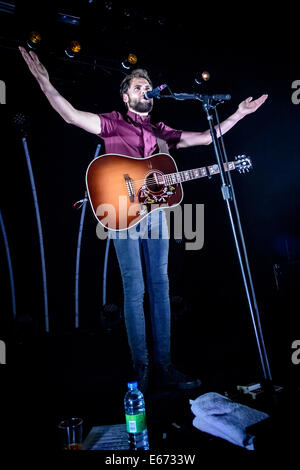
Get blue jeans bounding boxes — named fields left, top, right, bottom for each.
left=112, top=210, right=171, bottom=368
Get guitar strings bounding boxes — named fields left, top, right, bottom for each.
left=125, top=160, right=240, bottom=190
left=131, top=177, right=179, bottom=188
left=131, top=171, right=201, bottom=186
left=131, top=173, right=191, bottom=185
left=130, top=167, right=216, bottom=185
left=131, top=177, right=170, bottom=186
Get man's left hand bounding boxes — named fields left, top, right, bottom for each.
left=238, top=94, right=268, bottom=116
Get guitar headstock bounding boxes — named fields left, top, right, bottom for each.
left=234, top=155, right=252, bottom=173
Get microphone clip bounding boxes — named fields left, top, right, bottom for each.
left=144, top=84, right=168, bottom=100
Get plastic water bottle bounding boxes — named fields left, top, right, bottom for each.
left=124, top=381, right=149, bottom=450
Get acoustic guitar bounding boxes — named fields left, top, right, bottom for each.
left=86, top=153, right=252, bottom=231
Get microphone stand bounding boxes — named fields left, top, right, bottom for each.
left=161, top=91, right=273, bottom=391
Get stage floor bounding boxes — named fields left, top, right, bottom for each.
left=3, top=324, right=300, bottom=461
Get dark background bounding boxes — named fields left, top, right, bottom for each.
left=0, top=0, right=300, bottom=457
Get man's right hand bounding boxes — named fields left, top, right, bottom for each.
left=19, top=46, right=50, bottom=90
left=18, top=46, right=101, bottom=135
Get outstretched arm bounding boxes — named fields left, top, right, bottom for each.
left=19, top=47, right=101, bottom=135
left=177, top=94, right=268, bottom=148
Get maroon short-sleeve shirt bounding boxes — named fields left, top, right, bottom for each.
left=98, top=110, right=182, bottom=158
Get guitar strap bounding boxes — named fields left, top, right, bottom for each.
left=156, top=136, right=170, bottom=155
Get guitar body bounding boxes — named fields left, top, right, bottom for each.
left=86, top=153, right=183, bottom=231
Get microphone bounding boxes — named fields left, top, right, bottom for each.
left=144, top=84, right=167, bottom=100
left=211, top=94, right=231, bottom=101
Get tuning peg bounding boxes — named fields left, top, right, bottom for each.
left=234, top=154, right=252, bottom=173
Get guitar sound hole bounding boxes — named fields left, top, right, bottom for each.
left=146, top=172, right=165, bottom=193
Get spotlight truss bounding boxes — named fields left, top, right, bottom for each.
left=0, top=1, right=15, bottom=15
left=57, top=12, right=80, bottom=27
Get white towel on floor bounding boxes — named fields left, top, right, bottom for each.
left=190, top=392, right=269, bottom=450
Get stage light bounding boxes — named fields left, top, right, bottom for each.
left=158, top=16, right=166, bottom=26
left=121, top=53, right=138, bottom=69
left=64, top=40, right=82, bottom=58
left=194, top=70, right=210, bottom=85
left=104, top=1, right=113, bottom=10
left=123, top=8, right=131, bottom=17
left=202, top=71, right=210, bottom=81
left=128, top=53, right=137, bottom=65
left=12, top=112, right=30, bottom=137
left=27, top=31, right=42, bottom=49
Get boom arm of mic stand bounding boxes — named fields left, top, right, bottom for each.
left=160, top=93, right=231, bottom=102
left=161, top=93, right=201, bottom=100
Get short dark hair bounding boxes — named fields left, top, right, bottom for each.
left=120, top=68, right=153, bottom=97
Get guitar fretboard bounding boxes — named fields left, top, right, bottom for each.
left=164, top=161, right=236, bottom=185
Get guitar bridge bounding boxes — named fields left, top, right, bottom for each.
left=124, top=174, right=135, bottom=202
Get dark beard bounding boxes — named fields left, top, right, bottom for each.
left=130, top=99, right=153, bottom=113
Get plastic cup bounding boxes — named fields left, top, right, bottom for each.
left=58, top=417, right=83, bottom=450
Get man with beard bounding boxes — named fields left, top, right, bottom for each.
left=19, top=47, right=268, bottom=393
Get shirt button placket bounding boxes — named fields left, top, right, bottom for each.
left=141, top=124, right=148, bottom=158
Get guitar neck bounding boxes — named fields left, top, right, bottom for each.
left=164, top=160, right=236, bottom=185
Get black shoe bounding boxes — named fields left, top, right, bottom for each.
left=154, top=363, right=202, bottom=390
left=134, top=363, right=150, bottom=394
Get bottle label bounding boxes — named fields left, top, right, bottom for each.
left=125, top=412, right=147, bottom=433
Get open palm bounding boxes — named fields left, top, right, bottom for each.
left=238, top=94, right=268, bottom=116
left=19, top=46, right=49, bottom=85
